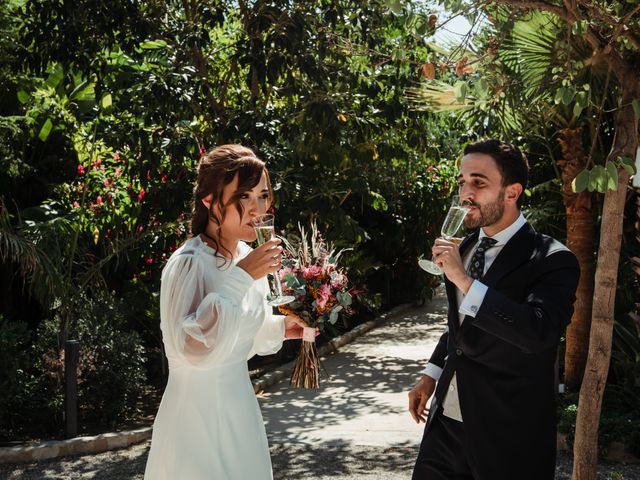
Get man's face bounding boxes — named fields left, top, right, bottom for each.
left=457, top=153, right=507, bottom=230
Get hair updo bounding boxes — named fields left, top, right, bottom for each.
left=190, top=144, right=272, bottom=256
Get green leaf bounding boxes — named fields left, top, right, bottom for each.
left=329, top=305, right=343, bottom=325
left=590, top=165, right=607, bottom=192
left=605, top=161, right=618, bottom=190
left=69, top=80, right=95, bottom=101
left=571, top=19, right=588, bottom=36
left=572, top=103, right=584, bottom=119
left=561, top=87, right=576, bottom=106
left=139, top=39, right=168, bottom=49
left=337, top=291, right=352, bottom=306
left=370, top=191, right=388, bottom=211
left=572, top=169, right=590, bottom=192
left=453, top=81, right=468, bottom=101
left=17, top=90, right=29, bottom=103
left=575, top=91, right=588, bottom=108
left=45, top=63, right=64, bottom=88
left=554, top=88, right=564, bottom=105
left=475, top=78, right=489, bottom=99
left=38, top=118, right=53, bottom=142
left=632, top=99, right=640, bottom=120
left=100, top=93, right=112, bottom=111
left=386, top=0, right=403, bottom=16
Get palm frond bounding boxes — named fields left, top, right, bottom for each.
left=406, top=82, right=475, bottom=112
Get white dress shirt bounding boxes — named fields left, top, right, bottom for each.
left=421, top=213, right=527, bottom=422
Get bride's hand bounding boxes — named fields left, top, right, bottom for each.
left=237, top=239, right=282, bottom=280
left=284, top=316, right=320, bottom=340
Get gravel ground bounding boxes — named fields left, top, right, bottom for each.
left=1, top=442, right=639, bottom=479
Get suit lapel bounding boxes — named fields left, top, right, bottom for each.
left=481, top=223, right=536, bottom=287
left=456, top=223, right=535, bottom=338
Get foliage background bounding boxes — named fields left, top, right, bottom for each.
left=1, top=0, right=637, bottom=452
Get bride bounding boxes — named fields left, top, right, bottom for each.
left=144, top=144, right=311, bottom=480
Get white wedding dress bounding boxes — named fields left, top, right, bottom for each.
left=144, top=236, right=285, bottom=480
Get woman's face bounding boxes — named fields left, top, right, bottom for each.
left=205, top=171, right=270, bottom=243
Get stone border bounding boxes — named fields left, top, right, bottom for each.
left=0, top=428, right=152, bottom=464
left=0, top=303, right=414, bottom=465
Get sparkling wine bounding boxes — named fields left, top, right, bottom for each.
left=441, top=206, right=468, bottom=240
left=255, top=226, right=275, bottom=246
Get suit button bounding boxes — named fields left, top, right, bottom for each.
left=456, top=348, right=463, bottom=356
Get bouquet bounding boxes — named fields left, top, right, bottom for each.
left=278, top=222, right=353, bottom=388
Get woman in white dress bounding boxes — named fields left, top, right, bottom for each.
left=144, top=144, right=311, bottom=480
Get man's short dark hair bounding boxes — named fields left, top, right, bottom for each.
left=463, top=139, right=529, bottom=208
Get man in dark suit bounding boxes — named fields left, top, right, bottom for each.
left=408, top=139, right=580, bottom=480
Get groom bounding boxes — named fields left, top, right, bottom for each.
left=408, top=139, right=580, bottom=480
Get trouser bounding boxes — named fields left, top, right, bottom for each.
left=412, top=413, right=480, bottom=480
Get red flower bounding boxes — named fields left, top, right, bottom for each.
left=77, top=164, right=85, bottom=175
left=199, top=146, right=206, bottom=157
left=145, top=257, right=153, bottom=264
left=137, top=188, right=146, bottom=202
left=96, top=196, right=103, bottom=205
left=161, top=174, right=168, bottom=184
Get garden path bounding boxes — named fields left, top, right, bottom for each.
left=3, top=294, right=638, bottom=479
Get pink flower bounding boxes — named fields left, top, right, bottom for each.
left=316, top=283, right=332, bottom=309
left=303, top=265, right=322, bottom=280
left=113, top=151, right=120, bottom=162
left=104, top=179, right=113, bottom=187
left=96, top=196, right=103, bottom=205
left=161, top=174, right=168, bottom=184
left=77, top=164, right=85, bottom=175
left=330, top=272, right=346, bottom=289
left=73, top=201, right=80, bottom=209
left=92, top=158, right=102, bottom=168
left=115, top=166, right=122, bottom=178
left=279, top=267, right=293, bottom=281
left=145, top=257, right=153, bottom=264
left=137, top=188, right=145, bottom=202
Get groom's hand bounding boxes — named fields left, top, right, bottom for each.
left=408, top=375, right=436, bottom=424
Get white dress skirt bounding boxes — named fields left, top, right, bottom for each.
left=144, top=236, right=286, bottom=480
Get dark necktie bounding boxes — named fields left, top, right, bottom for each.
left=468, top=237, right=498, bottom=280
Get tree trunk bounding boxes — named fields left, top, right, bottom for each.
left=572, top=86, right=639, bottom=480
left=558, top=128, right=596, bottom=390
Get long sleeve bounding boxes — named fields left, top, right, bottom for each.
left=248, top=313, right=286, bottom=358
left=159, top=249, right=254, bottom=366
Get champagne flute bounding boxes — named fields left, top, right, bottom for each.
left=251, top=214, right=295, bottom=306
left=418, top=195, right=469, bottom=275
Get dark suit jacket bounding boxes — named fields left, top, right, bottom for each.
left=424, top=223, right=580, bottom=480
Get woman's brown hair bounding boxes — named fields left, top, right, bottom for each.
left=190, top=144, right=272, bottom=258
